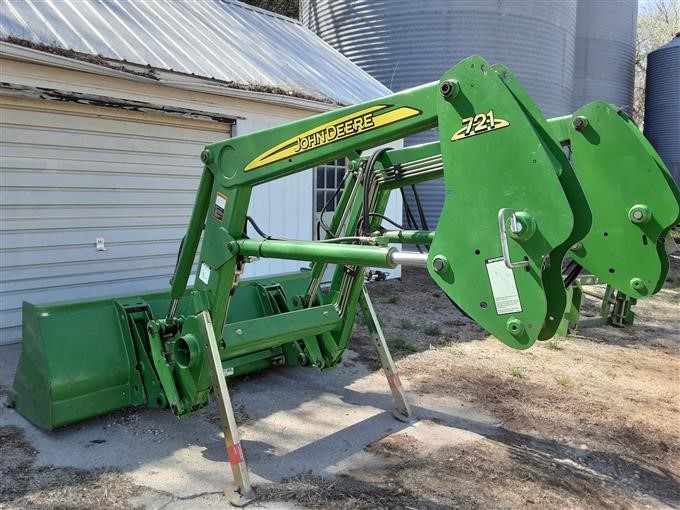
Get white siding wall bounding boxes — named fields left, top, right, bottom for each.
left=0, top=96, right=230, bottom=344
left=0, top=59, right=317, bottom=344
left=0, top=56, right=402, bottom=345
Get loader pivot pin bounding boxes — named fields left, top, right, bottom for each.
left=628, top=204, right=652, bottom=224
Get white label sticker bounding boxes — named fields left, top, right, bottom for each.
left=198, top=262, right=211, bottom=285
left=215, top=193, right=227, bottom=209
left=223, top=367, right=234, bottom=377
left=485, top=257, right=522, bottom=314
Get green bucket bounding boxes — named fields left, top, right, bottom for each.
left=8, top=270, right=314, bottom=429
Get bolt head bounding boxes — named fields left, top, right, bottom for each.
left=200, top=149, right=213, bottom=164
left=630, top=277, right=646, bottom=293
left=506, top=317, right=524, bottom=336
left=572, top=116, right=588, bottom=131
left=439, top=79, right=460, bottom=99
left=628, top=204, right=651, bottom=224
left=432, top=255, right=449, bottom=274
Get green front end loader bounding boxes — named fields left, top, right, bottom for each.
left=8, top=56, right=679, bottom=505
left=9, top=271, right=316, bottom=429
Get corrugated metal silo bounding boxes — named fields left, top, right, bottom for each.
left=301, top=0, right=578, bottom=227
left=572, top=0, right=637, bottom=110
left=644, top=34, right=680, bottom=185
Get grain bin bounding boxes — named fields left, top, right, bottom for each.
left=573, top=0, right=637, bottom=110
left=301, top=0, right=578, bottom=227
left=644, top=34, right=680, bottom=185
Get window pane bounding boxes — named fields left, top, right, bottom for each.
left=337, top=168, right=345, bottom=182
left=316, top=191, right=325, bottom=212
left=325, top=191, right=335, bottom=211
left=326, top=168, right=335, bottom=188
left=316, top=167, right=325, bottom=188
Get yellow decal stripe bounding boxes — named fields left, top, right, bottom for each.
left=370, top=107, right=422, bottom=129
left=244, top=105, right=421, bottom=172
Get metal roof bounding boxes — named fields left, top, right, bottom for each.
left=0, top=0, right=391, bottom=105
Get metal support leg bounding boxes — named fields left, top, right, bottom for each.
left=197, top=311, right=256, bottom=507
left=578, top=284, right=615, bottom=328
left=611, top=290, right=635, bottom=327
left=359, top=286, right=415, bottom=423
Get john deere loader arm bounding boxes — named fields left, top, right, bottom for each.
left=361, top=64, right=680, bottom=338
left=10, top=56, right=679, bottom=506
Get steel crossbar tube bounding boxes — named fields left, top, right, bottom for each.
left=237, top=238, right=398, bottom=268
left=235, top=238, right=429, bottom=268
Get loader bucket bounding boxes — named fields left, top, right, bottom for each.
left=8, top=270, right=313, bottom=429
left=8, top=290, right=182, bottom=429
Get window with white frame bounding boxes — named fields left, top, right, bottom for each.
left=313, top=159, right=347, bottom=238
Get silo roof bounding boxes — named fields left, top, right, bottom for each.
left=0, top=0, right=391, bottom=105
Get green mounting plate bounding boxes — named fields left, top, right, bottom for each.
left=491, top=64, right=592, bottom=340
left=428, top=56, right=577, bottom=349
left=567, top=101, right=680, bottom=297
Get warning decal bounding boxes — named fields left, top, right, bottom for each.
left=485, top=257, right=522, bottom=314
left=198, top=262, right=211, bottom=285
left=214, top=192, right=227, bottom=221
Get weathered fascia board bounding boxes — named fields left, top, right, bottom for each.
left=0, top=41, right=160, bottom=84
left=158, top=78, right=340, bottom=113
left=0, top=41, right=339, bottom=114
left=0, top=83, right=238, bottom=125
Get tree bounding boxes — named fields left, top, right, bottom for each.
left=240, top=0, right=299, bottom=20
left=634, top=0, right=680, bottom=125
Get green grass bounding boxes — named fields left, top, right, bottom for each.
left=394, top=337, right=419, bottom=353
left=544, top=339, right=563, bottom=351
left=424, top=324, right=442, bottom=337
left=400, top=319, right=416, bottom=330
left=555, top=375, right=573, bottom=387
left=508, top=367, right=524, bottom=378
left=387, top=295, right=400, bottom=304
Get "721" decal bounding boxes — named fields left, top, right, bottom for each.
left=451, top=110, right=510, bottom=142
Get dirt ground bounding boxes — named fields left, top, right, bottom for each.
left=0, top=425, right=141, bottom=510
left=257, top=254, right=680, bottom=509
left=331, top=254, right=680, bottom=509
left=1, top=254, right=678, bottom=509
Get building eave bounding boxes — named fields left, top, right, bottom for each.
left=0, top=41, right=340, bottom=114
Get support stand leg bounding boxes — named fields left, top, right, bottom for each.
left=198, top=311, right=256, bottom=507
left=359, top=286, right=415, bottom=423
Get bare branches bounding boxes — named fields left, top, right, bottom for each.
left=634, top=0, right=680, bottom=124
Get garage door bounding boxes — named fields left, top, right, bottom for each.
left=0, top=96, right=231, bottom=344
